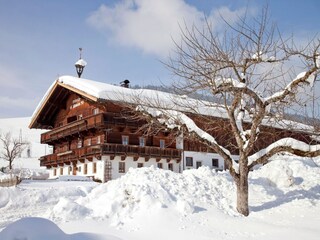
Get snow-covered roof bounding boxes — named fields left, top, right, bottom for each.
left=29, top=75, right=315, bottom=133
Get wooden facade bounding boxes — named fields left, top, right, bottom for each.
left=30, top=83, right=182, bottom=181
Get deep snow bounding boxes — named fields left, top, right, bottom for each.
left=0, top=156, right=319, bottom=240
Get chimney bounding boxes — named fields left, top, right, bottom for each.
left=120, top=79, right=130, bottom=88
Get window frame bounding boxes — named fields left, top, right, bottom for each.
left=122, top=135, right=129, bottom=145
left=119, top=162, right=126, bottom=173
left=212, top=158, right=219, bottom=168
left=159, top=139, right=165, bottom=149
left=186, top=157, right=193, bottom=167
left=139, top=137, right=145, bottom=147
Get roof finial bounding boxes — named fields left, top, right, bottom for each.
left=79, top=47, right=82, bottom=59
left=75, top=47, right=87, bottom=78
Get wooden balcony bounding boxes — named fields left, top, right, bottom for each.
left=41, top=113, right=142, bottom=144
left=40, top=143, right=182, bottom=167
left=41, top=114, right=104, bottom=143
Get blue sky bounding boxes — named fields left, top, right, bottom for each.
left=0, top=0, right=319, bottom=118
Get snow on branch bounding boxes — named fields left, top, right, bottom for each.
left=136, top=105, right=239, bottom=173
left=264, top=70, right=317, bottom=104
left=248, top=137, right=320, bottom=168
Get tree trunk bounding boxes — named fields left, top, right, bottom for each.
left=9, top=160, right=12, bottom=170
left=236, top=172, right=249, bottom=216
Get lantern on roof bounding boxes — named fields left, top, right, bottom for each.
left=75, top=48, right=87, bottom=78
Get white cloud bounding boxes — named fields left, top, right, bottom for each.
left=87, top=0, right=248, bottom=58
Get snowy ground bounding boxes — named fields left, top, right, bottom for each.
left=0, top=156, right=319, bottom=240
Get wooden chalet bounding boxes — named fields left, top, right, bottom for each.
left=30, top=75, right=316, bottom=182
left=29, top=76, right=182, bottom=181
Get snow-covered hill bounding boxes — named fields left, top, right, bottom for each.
left=0, top=117, right=48, bottom=170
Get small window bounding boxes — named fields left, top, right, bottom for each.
left=78, top=166, right=81, bottom=172
left=68, top=166, right=72, bottom=175
left=186, top=157, right=193, bottom=167
left=53, top=169, right=57, bottom=176
left=122, top=136, right=129, bottom=145
left=84, top=164, right=88, bottom=174
left=77, top=139, right=83, bottom=148
left=212, top=158, right=219, bottom=168
left=157, top=163, right=163, bottom=169
left=93, top=162, right=97, bottom=174
left=93, top=108, right=99, bottom=115
left=160, top=139, right=165, bottom=149
left=137, top=163, right=143, bottom=168
left=139, top=137, right=145, bottom=147
left=60, top=168, right=63, bottom=175
left=119, top=162, right=126, bottom=173
left=97, top=136, right=101, bottom=144
left=168, top=163, right=173, bottom=171
left=196, top=161, right=202, bottom=169
left=78, top=114, right=83, bottom=120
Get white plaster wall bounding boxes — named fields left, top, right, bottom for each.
left=183, top=151, right=225, bottom=170
left=105, top=156, right=181, bottom=179
left=48, top=157, right=105, bottom=180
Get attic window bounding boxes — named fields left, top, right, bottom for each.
left=93, top=108, right=99, bottom=115
left=70, top=98, right=83, bottom=109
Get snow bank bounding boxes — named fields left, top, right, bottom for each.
left=0, top=157, right=319, bottom=239
left=0, top=217, right=105, bottom=240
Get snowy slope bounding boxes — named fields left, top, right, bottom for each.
left=0, top=156, right=319, bottom=240
left=0, top=117, right=48, bottom=170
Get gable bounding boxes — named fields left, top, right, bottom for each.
left=29, top=81, right=98, bottom=129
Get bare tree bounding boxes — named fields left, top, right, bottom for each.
left=0, top=131, right=29, bottom=171
left=128, top=7, right=320, bottom=216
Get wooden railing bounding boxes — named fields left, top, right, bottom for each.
left=41, top=113, right=142, bottom=144
left=39, top=143, right=182, bottom=167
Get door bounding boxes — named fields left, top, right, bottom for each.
left=196, top=161, right=202, bottom=169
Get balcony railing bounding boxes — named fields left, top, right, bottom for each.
left=40, top=143, right=182, bottom=167
left=41, top=113, right=141, bottom=144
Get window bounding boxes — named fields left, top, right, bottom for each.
left=53, top=169, right=57, bottom=176
left=122, top=136, right=129, bottom=145
left=160, top=139, right=165, bottom=149
left=93, top=162, right=97, bottom=174
left=78, top=166, right=81, bottom=172
left=186, top=157, right=193, bottom=167
left=71, top=98, right=83, bottom=109
left=119, top=162, right=126, bottom=173
left=68, top=166, right=72, bottom=175
left=212, top=158, right=219, bottom=168
left=78, top=114, right=83, bottom=120
left=84, top=164, right=88, bottom=174
left=67, top=115, right=77, bottom=123
left=77, top=139, right=83, bottom=148
left=97, top=136, right=101, bottom=144
left=157, top=163, right=163, bottom=169
left=87, top=138, right=91, bottom=146
left=196, top=161, right=202, bottom=169
left=60, top=168, right=63, bottom=175
left=93, top=108, right=99, bottom=115
left=168, top=163, right=173, bottom=171
left=139, top=137, right=145, bottom=147
left=137, top=163, right=143, bottom=168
